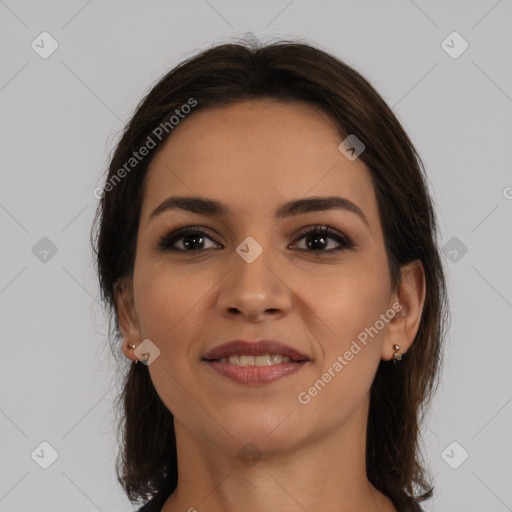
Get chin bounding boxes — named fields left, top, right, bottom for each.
left=221, top=412, right=303, bottom=452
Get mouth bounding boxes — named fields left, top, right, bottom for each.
left=201, top=339, right=310, bottom=385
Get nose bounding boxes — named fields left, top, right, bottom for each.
left=216, top=243, right=293, bottom=323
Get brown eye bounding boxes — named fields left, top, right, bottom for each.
left=156, top=224, right=355, bottom=255
left=290, top=225, right=355, bottom=253
left=157, top=226, right=220, bottom=252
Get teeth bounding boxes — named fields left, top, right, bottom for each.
left=217, top=354, right=292, bottom=366
left=239, top=355, right=254, bottom=366
left=255, top=355, right=272, bottom=366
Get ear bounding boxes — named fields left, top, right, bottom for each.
left=381, top=259, right=426, bottom=361
left=113, top=277, right=143, bottom=362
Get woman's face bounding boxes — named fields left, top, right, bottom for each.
left=118, top=99, right=419, bottom=457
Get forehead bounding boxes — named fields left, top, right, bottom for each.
left=141, top=100, right=379, bottom=229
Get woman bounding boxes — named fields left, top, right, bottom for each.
left=91, top=39, right=449, bottom=512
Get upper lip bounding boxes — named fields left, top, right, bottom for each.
left=202, top=340, right=310, bottom=362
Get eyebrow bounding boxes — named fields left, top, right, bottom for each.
left=148, top=195, right=370, bottom=230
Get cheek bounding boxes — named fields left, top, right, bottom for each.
left=133, top=264, right=195, bottom=345
left=301, top=283, right=388, bottom=419
left=314, top=260, right=390, bottom=368
left=133, top=268, right=204, bottom=416
left=320, top=262, right=386, bottom=323
left=133, top=263, right=218, bottom=378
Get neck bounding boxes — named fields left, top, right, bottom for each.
left=161, top=404, right=396, bottom=512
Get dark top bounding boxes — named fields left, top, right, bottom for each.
left=136, top=501, right=157, bottom=511
left=136, top=487, right=180, bottom=512
left=135, top=495, right=425, bottom=511
left=136, top=496, right=163, bottom=512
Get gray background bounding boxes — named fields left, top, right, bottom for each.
left=1, top=1, right=511, bottom=511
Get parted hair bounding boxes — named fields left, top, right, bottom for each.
left=91, top=39, right=449, bottom=512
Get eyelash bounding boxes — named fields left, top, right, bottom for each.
left=156, top=225, right=356, bottom=255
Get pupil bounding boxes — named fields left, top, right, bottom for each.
left=180, top=232, right=329, bottom=251
left=307, top=233, right=326, bottom=250
left=184, top=233, right=204, bottom=250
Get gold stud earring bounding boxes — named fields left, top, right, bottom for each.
left=127, top=343, right=139, bottom=364
left=393, top=344, right=402, bottom=362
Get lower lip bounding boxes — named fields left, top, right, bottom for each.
left=203, top=360, right=307, bottom=384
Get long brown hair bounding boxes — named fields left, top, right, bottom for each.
left=91, top=39, right=449, bottom=511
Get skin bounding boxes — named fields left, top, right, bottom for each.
left=115, top=99, right=426, bottom=512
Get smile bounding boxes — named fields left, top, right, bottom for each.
left=217, top=354, right=292, bottom=366
left=203, top=358, right=307, bottom=384
left=201, top=339, right=310, bottom=384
